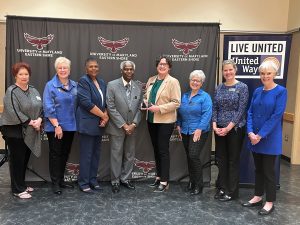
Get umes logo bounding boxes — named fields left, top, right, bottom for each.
left=98, top=36, right=129, bottom=53
left=134, top=158, right=156, bottom=173
left=172, top=38, right=201, bottom=55
left=24, top=33, right=54, bottom=50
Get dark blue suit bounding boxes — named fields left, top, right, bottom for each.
left=76, top=74, right=106, bottom=190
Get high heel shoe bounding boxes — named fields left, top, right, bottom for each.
left=190, top=186, right=202, bottom=195
left=149, top=179, right=160, bottom=188
left=186, top=182, right=195, bottom=192
left=154, top=183, right=169, bottom=193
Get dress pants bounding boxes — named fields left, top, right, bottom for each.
left=182, top=132, right=208, bottom=187
left=147, top=122, right=174, bottom=182
left=214, top=126, right=245, bottom=197
left=47, top=131, right=75, bottom=185
left=6, top=137, right=31, bottom=194
left=252, top=152, right=277, bottom=202
left=110, top=133, right=135, bottom=184
left=78, top=133, right=102, bottom=189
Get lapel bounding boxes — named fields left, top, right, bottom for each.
left=155, top=74, right=170, bottom=103
left=117, top=78, right=130, bottom=106
left=129, top=80, right=139, bottom=103
left=87, top=75, right=103, bottom=107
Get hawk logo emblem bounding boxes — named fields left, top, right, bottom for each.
left=65, top=162, right=79, bottom=176
left=24, top=33, right=54, bottom=50
left=134, top=158, right=156, bottom=173
left=98, top=36, right=129, bottom=53
left=172, top=38, right=201, bottom=55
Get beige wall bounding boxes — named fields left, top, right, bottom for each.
left=0, top=0, right=289, bottom=32
left=288, top=0, right=300, bottom=30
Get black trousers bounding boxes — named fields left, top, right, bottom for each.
left=215, top=127, right=245, bottom=197
left=6, top=137, right=31, bottom=194
left=147, top=122, right=174, bottom=182
left=182, top=132, right=208, bottom=187
left=252, top=152, right=277, bottom=202
left=47, top=131, right=75, bottom=185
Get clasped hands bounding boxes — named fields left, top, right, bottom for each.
left=29, top=118, right=42, bottom=131
left=123, top=123, right=136, bottom=135
left=214, top=127, right=230, bottom=136
left=248, top=132, right=261, bottom=145
left=99, top=111, right=109, bottom=127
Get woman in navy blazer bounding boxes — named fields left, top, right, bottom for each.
left=76, top=57, right=109, bottom=193
left=242, top=60, right=287, bottom=215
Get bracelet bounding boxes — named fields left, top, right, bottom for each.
left=54, top=124, right=60, bottom=128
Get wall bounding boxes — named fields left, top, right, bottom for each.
left=288, top=0, right=300, bottom=31
left=0, top=0, right=289, bottom=32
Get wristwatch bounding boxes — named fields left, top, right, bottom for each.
left=54, top=124, right=60, bottom=128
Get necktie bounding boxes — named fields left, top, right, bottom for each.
left=125, top=83, right=131, bottom=101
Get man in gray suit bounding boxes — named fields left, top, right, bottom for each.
left=106, top=61, right=142, bottom=193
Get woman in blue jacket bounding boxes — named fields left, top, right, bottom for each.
left=76, top=58, right=109, bottom=193
left=242, top=60, right=287, bottom=216
left=177, top=70, right=212, bottom=195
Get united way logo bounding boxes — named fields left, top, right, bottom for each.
left=98, top=36, right=129, bottom=53
left=172, top=38, right=201, bottom=55
left=24, top=33, right=54, bottom=50
left=134, top=158, right=156, bottom=173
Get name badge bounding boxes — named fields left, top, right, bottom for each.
left=36, top=96, right=41, bottom=100
left=228, top=88, right=236, bottom=92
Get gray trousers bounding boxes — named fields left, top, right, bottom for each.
left=110, top=133, right=136, bottom=184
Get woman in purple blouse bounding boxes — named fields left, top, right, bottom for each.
left=212, top=59, right=249, bottom=201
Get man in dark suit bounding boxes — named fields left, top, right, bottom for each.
left=106, top=60, right=142, bottom=193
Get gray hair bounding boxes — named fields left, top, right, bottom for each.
left=222, top=59, right=237, bottom=71
left=189, top=70, right=206, bottom=83
left=120, top=60, right=135, bottom=70
left=54, top=57, right=71, bottom=70
left=259, top=60, right=279, bottom=76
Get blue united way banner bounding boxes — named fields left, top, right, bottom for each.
left=223, top=35, right=292, bottom=186
left=5, top=16, right=219, bottom=183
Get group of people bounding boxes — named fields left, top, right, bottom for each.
left=0, top=56, right=287, bottom=216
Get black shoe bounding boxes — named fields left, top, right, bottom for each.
left=154, top=183, right=169, bottom=193
left=91, top=184, right=103, bottom=191
left=258, top=205, right=275, bottom=215
left=186, top=182, right=195, bottom=192
left=59, top=182, right=74, bottom=189
left=112, top=183, right=120, bottom=193
left=52, top=184, right=62, bottom=195
left=120, top=181, right=135, bottom=190
left=149, top=179, right=160, bottom=188
left=214, top=189, right=225, bottom=199
left=190, top=186, right=202, bottom=195
left=219, top=194, right=234, bottom=202
left=242, top=200, right=263, bottom=207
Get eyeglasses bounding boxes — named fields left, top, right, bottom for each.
left=57, top=67, right=69, bottom=71
left=158, top=63, right=169, bottom=67
left=190, top=79, right=202, bottom=83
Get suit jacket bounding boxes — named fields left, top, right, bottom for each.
left=76, top=74, right=106, bottom=136
left=247, top=85, right=287, bottom=155
left=145, top=74, right=181, bottom=123
left=106, top=78, right=142, bottom=136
